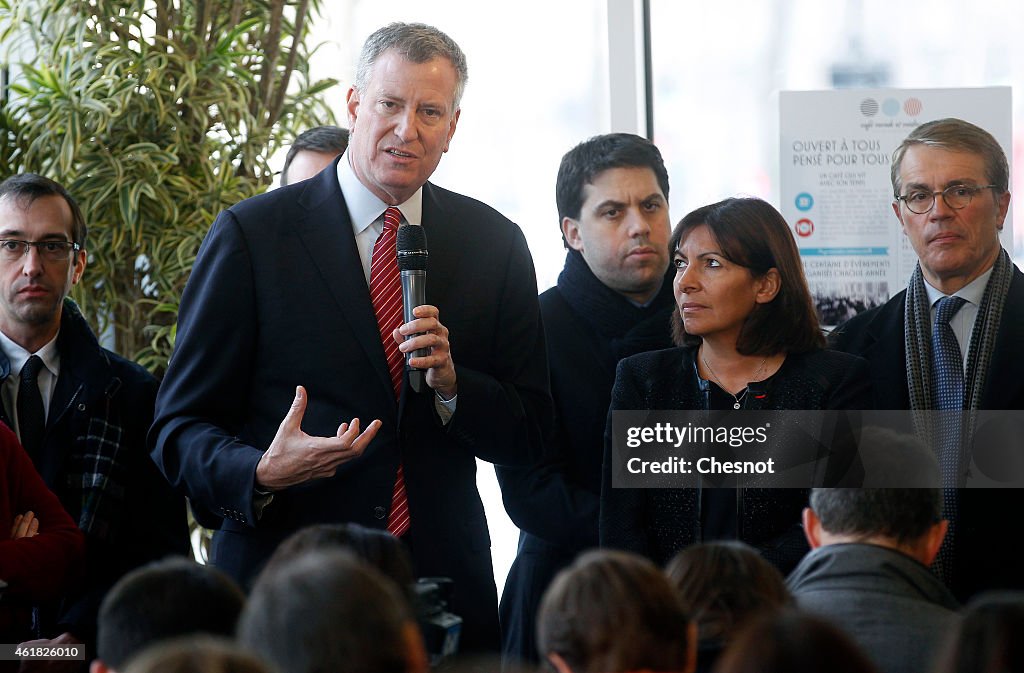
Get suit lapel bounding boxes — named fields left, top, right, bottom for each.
left=293, top=165, right=396, bottom=401
left=420, top=183, right=461, bottom=308
left=856, top=268, right=1024, bottom=410
left=862, top=292, right=911, bottom=409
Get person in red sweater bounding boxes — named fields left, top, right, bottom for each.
left=0, top=422, right=85, bottom=642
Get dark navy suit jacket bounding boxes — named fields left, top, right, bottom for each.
left=830, top=264, right=1024, bottom=600
left=150, top=159, right=551, bottom=651
left=829, top=267, right=1024, bottom=410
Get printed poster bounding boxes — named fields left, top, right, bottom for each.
left=780, top=87, right=1012, bottom=326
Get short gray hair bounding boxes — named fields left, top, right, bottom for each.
left=891, top=117, right=1009, bottom=197
left=809, top=488, right=941, bottom=545
left=354, top=22, right=468, bottom=110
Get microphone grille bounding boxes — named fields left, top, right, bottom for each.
left=396, top=224, right=428, bottom=271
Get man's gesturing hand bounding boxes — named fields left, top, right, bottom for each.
left=255, top=386, right=381, bottom=491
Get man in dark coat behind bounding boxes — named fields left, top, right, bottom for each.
left=830, top=118, right=1024, bottom=601
left=497, top=133, right=675, bottom=665
left=0, top=174, right=188, bottom=661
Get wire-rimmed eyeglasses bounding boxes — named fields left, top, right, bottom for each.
left=895, top=184, right=999, bottom=215
left=0, top=239, right=81, bottom=263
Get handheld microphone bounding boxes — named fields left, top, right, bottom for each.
left=397, top=224, right=429, bottom=393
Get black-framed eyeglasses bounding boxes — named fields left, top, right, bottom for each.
left=0, top=239, right=80, bottom=263
left=895, top=184, right=999, bottom=215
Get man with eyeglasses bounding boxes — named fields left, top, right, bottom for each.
left=831, top=118, right=1024, bottom=602
left=0, top=174, right=188, bottom=662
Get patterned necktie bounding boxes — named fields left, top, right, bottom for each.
left=17, top=354, right=46, bottom=458
left=369, top=207, right=409, bottom=537
left=933, top=295, right=966, bottom=414
left=932, top=294, right=966, bottom=584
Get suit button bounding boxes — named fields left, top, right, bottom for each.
left=374, top=506, right=387, bottom=520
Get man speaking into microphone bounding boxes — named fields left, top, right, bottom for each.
left=150, top=22, right=551, bottom=653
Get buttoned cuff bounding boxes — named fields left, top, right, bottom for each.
left=434, top=391, right=457, bottom=425
left=253, top=487, right=274, bottom=520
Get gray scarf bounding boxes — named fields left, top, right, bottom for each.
left=904, top=248, right=1013, bottom=447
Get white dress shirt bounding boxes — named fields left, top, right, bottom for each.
left=924, top=266, right=993, bottom=370
left=336, top=152, right=456, bottom=420
left=337, top=151, right=423, bottom=285
left=0, top=330, right=61, bottom=443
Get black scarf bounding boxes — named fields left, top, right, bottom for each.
left=556, top=250, right=675, bottom=360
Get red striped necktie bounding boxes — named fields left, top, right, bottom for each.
left=369, top=206, right=410, bottom=537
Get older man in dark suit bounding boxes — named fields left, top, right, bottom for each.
left=830, top=118, right=1024, bottom=600
left=151, top=22, right=551, bottom=653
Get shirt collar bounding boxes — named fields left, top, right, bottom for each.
left=337, top=150, right=424, bottom=230
left=0, top=329, right=61, bottom=378
left=624, top=276, right=667, bottom=309
left=924, top=265, right=994, bottom=308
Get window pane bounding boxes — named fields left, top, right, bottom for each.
left=651, top=0, right=1022, bottom=258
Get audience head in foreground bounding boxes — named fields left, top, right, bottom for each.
left=537, top=549, right=695, bottom=673
left=238, top=550, right=427, bottom=673
left=804, top=487, right=947, bottom=564
left=256, top=522, right=415, bottom=593
left=122, top=636, right=275, bottom=673
left=92, top=558, right=245, bottom=673
left=666, top=541, right=790, bottom=672
left=934, top=592, right=1024, bottom=673
left=713, top=610, right=878, bottom=673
